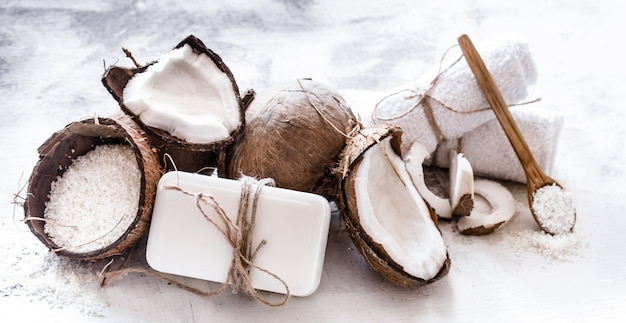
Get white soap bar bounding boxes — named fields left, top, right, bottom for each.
left=146, top=171, right=331, bottom=297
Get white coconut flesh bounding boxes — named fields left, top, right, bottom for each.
left=404, top=141, right=453, bottom=219
left=449, top=151, right=474, bottom=216
left=457, top=179, right=516, bottom=233
left=354, top=137, right=448, bottom=280
left=122, top=43, right=240, bottom=144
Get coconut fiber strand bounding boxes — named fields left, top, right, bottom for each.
left=373, top=40, right=537, bottom=155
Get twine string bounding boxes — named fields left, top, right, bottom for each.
left=100, top=175, right=290, bottom=307
left=296, top=78, right=361, bottom=139
left=372, top=46, right=468, bottom=123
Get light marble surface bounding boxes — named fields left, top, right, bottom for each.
left=1, top=1, right=625, bottom=322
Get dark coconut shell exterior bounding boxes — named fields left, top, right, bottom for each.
left=337, top=124, right=451, bottom=287
left=23, top=115, right=161, bottom=261
left=459, top=221, right=506, bottom=236
left=453, top=193, right=474, bottom=217
left=102, top=35, right=246, bottom=173
left=219, top=79, right=358, bottom=200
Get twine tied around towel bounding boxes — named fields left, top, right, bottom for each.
left=372, top=46, right=483, bottom=147
left=371, top=45, right=540, bottom=162
left=100, top=175, right=290, bottom=307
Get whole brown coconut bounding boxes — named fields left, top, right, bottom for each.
left=102, top=35, right=247, bottom=173
left=219, top=79, right=359, bottom=200
left=23, top=115, right=160, bottom=260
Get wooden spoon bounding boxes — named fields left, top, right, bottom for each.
left=457, top=34, right=575, bottom=234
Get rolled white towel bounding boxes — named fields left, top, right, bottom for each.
left=428, top=104, right=564, bottom=183
left=372, top=41, right=537, bottom=154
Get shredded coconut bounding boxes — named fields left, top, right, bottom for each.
left=510, top=229, right=588, bottom=262
left=44, top=144, right=141, bottom=253
left=0, top=240, right=108, bottom=318
left=531, top=184, right=576, bottom=234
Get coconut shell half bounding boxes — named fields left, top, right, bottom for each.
left=337, top=124, right=450, bottom=287
left=24, top=115, right=160, bottom=260
left=102, top=35, right=246, bottom=173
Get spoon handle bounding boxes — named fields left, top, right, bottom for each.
left=457, top=34, right=550, bottom=190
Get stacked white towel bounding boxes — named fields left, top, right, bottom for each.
left=372, top=41, right=537, bottom=155
left=429, top=104, right=564, bottom=183
left=368, top=40, right=563, bottom=183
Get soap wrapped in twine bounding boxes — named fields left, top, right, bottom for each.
left=100, top=175, right=290, bottom=307
left=372, top=41, right=538, bottom=161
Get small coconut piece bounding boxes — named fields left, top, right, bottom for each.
left=24, top=115, right=161, bottom=260
left=219, top=79, right=358, bottom=200
left=449, top=151, right=474, bottom=216
left=458, top=179, right=517, bottom=235
left=338, top=125, right=450, bottom=287
left=102, top=35, right=245, bottom=173
left=404, top=141, right=453, bottom=219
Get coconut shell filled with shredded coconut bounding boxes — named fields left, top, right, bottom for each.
left=24, top=116, right=160, bottom=260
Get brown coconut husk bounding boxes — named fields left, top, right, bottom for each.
left=102, top=35, right=246, bottom=173
left=23, top=115, right=161, bottom=261
left=219, top=79, right=359, bottom=200
left=452, top=193, right=474, bottom=217
left=337, top=124, right=450, bottom=287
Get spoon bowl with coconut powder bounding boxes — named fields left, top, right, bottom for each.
left=458, top=34, right=576, bottom=235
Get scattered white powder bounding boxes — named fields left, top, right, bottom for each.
left=510, top=229, right=588, bottom=262
left=44, top=144, right=141, bottom=253
left=531, top=184, right=576, bottom=234
left=0, top=240, right=108, bottom=318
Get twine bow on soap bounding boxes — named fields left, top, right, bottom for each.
left=174, top=176, right=291, bottom=306
left=100, top=175, right=291, bottom=307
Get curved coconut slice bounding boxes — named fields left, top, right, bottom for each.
left=458, top=179, right=516, bottom=235
left=102, top=35, right=245, bottom=172
left=404, top=141, right=453, bottom=219
left=220, top=79, right=358, bottom=200
left=450, top=151, right=474, bottom=216
left=338, top=125, right=450, bottom=286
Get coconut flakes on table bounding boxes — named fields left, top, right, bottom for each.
left=44, top=144, right=141, bottom=253
left=509, top=229, right=588, bottom=262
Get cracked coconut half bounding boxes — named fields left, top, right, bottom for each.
left=102, top=35, right=246, bottom=172
left=338, top=125, right=450, bottom=287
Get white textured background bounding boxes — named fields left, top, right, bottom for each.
left=1, top=1, right=625, bottom=321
